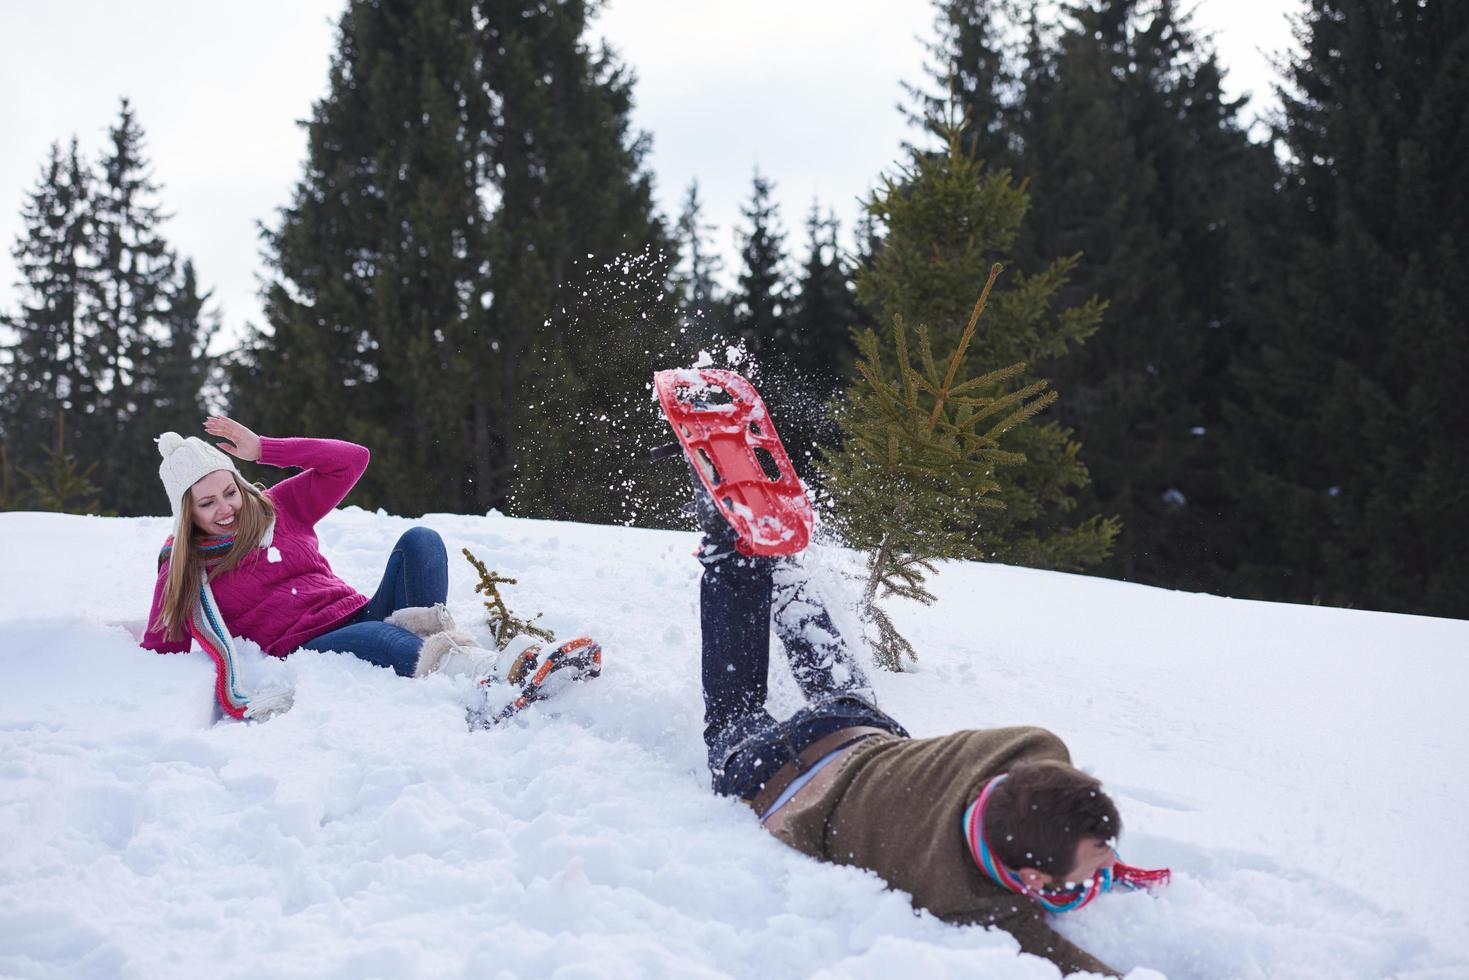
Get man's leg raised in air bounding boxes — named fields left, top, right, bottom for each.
left=699, top=536, right=779, bottom=774
left=770, top=553, right=873, bottom=703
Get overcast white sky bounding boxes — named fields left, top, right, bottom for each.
left=0, top=1, right=1299, bottom=349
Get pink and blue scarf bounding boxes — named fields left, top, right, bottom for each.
left=962, top=773, right=1171, bottom=914
left=160, top=535, right=292, bottom=722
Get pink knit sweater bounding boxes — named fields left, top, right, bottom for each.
left=142, top=437, right=372, bottom=657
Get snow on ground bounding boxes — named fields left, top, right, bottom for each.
left=1, top=508, right=1466, bottom=979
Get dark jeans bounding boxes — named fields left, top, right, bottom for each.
left=300, top=526, right=449, bottom=676
left=712, top=696, right=910, bottom=802
left=699, top=533, right=907, bottom=800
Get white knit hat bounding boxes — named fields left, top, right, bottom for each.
left=157, top=432, right=240, bottom=517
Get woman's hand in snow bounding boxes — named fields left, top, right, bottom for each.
left=204, top=416, right=262, bottom=462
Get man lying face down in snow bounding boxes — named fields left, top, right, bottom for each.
left=685, top=480, right=1169, bottom=977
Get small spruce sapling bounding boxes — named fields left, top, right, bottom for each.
left=0, top=444, right=26, bottom=511
left=21, top=414, right=108, bottom=515
left=462, top=547, right=554, bottom=650
left=819, top=265, right=1054, bottom=670
left=854, top=113, right=1117, bottom=573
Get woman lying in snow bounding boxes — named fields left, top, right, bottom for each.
left=142, top=417, right=526, bottom=717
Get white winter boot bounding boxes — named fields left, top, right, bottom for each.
left=389, top=605, right=493, bottom=679
left=413, top=631, right=498, bottom=680
left=385, top=603, right=460, bottom=638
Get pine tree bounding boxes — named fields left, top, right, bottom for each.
left=847, top=208, right=884, bottom=339
left=20, top=413, right=107, bottom=514
left=1228, top=0, right=1469, bottom=617
left=237, top=0, right=674, bottom=522
left=820, top=265, right=1057, bottom=669
left=725, top=171, right=850, bottom=483
left=237, top=0, right=489, bottom=515
left=0, top=139, right=93, bottom=484
left=780, top=204, right=860, bottom=470
left=847, top=123, right=1118, bottom=571
left=485, top=1, right=681, bottom=525
left=3, top=108, right=212, bottom=516
left=134, top=260, right=217, bottom=444
left=787, top=204, right=859, bottom=392
left=730, top=170, right=791, bottom=360
left=85, top=99, right=180, bottom=514
left=1016, top=1, right=1188, bottom=585
left=928, top=0, right=1275, bottom=590
left=671, top=179, right=731, bottom=343
left=0, top=444, right=21, bottom=511
left=907, top=0, right=1024, bottom=166
left=509, top=247, right=690, bottom=528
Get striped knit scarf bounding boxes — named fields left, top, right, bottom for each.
left=159, top=533, right=293, bottom=722
left=961, top=774, right=1171, bottom=914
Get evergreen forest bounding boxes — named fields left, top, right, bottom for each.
left=2, top=0, right=1465, bottom=621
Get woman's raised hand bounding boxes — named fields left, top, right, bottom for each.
left=204, top=416, right=262, bottom=462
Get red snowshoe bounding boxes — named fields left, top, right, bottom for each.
left=652, top=368, right=813, bottom=557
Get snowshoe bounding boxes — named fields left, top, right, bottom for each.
left=467, top=636, right=602, bottom=729
left=652, top=368, right=812, bottom=557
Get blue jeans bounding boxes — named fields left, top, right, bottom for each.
left=698, top=531, right=906, bottom=799
left=300, top=527, right=449, bottom=676
left=713, top=697, right=909, bottom=801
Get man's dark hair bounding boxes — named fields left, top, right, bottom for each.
left=986, top=761, right=1121, bottom=876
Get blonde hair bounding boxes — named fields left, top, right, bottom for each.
left=151, top=474, right=277, bottom=641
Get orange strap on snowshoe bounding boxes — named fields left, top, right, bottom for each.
left=653, top=368, right=813, bottom=557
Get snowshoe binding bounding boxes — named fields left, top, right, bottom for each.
left=499, top=642, right=540, bottom=687
left=652, top=368, right=813, bottom=557
left=467, top=636, right=603, bottom=729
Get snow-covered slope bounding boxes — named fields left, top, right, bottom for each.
left=1, top=509, right=1465, bottom=979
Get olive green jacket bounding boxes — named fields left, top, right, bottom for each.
left=768, top=725, right=1120, bottom=978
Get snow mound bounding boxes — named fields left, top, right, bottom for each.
left=1, top=509, right=1465, bottom=979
